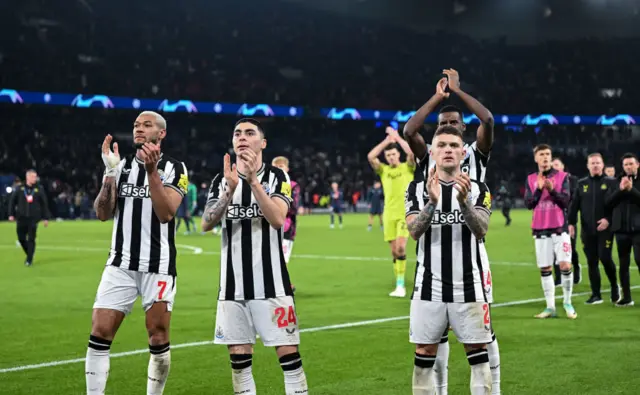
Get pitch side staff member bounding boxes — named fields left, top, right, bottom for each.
left=7, top=169, right=50, bottom=266
left=568, top=153, right=620, bottom=305
left=606, top=153, right=640, bottom=307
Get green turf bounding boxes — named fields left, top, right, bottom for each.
left=1, top=210, right=639, bottom=394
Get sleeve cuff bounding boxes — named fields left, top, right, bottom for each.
left=164, top=183, right=185, bottom=197
left=271, top=193, right=292, bottom=208
left=474, top=206, right=492, bottom=216
left=406, top=210, right=420, bottom=218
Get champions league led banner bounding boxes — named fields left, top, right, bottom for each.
left=0, top=88, right=637, bottom=126
left=0, top=89, right=302, bottom=118
left=321, top=107, right=638, bottom=126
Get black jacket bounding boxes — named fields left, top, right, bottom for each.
left=7, top=183, right=51, bottom=221
left=605, top=174, right=640, bottom=234
left=568, top=175, right=616, bottom=235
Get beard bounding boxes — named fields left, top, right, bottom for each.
left=133, top=136, right=158, bottom=149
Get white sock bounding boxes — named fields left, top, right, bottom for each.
left=413, top=353, right=436, bottom=395
left=541, top=272, right=556, bottom=309
left=147, top=343, right=171, bottom=395
left=561, top=268, right=573, bottom=304
left=280, top=352, right=308, bottom=395
left=231, top=354, right=257, bottom=395
left=434, top=340, right=449, bottom=395
left=85, top=335, right=112, bottom=394
left=467, top=349, right=491, bottom=395
left=487, top=334, right=501, bottom=395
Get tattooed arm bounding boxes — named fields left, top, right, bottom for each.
left=460, top=200, right=490, bottom=239
left=406, top=201, right=437, bottom=240
left=94, top=176, right=117, bottom=221
left=201, top=187, right=234, bottom=232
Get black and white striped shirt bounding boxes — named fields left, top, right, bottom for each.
left=418, top=141, right=490, bottom=182
left=405, top=178, right=492, bottom=303
left=106, top=154, right=188, bottom=276
left=207, top=163, right=294, bottom=301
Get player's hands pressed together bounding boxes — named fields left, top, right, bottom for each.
left=139, top=142, right=161, bottom=174
left=454, top=173, right=472, bottom=204
left=544, top=179, right=554, bottom=191
left=385, top=126, right=401, bottom=142
left=443, top=69, right=461, bottom=92
left=239, top=148, right=259, bottom=185
left=620, top=177, right=633, bottom=191
left=597, top=218, right=610, bottom=231
left=435, top=77, right=450, bottom=99
left=223, top=153, right=239, bottom=191
left=427, top=167, right=440, bottom=203
left=101, top=134, right=121, bottom=177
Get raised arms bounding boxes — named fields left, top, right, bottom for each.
left=444, top=69, right=494, bottom=155
left=95, top=135, right=120, bottom=221
left=201, top=155, right=238, bottom=232
left=403, top=78, right=449, bottom=161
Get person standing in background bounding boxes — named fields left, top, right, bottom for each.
left=8, top=169, right=50, bottom=267
left=329, top=181, right=344, bottom=229
left=367, top=181, right=384, bottom=231
left=186, top=181, right=198, bottom=232
left=605, top=153, right=640, bottom=307
left=567, top=153, right=619, bottom=305
left=496, top=182, right=512, bottom=226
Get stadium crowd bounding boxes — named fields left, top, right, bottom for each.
left=1, top=0, right=638, bottom=113
left=1, top=0, right=639, bottom=219
left=0, top=106, right=637, bottom=219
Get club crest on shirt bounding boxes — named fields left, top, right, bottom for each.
left=157, top=169, right=166, bottom=182
left=262, top=181, right=271, bottom=194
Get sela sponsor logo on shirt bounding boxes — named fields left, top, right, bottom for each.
left=431, top=210, right=465, bottom=225
left=226, top=203, right=264, bottom=220
left=119, top=183, right=150, bottom=198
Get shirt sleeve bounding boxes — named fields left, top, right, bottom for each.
left=271, top=169, right=293, bottom=208
left=405, top=181, right=422, bottom=218
left=473, top=182, right=492, bottom=215
left=163, top=161, right=188, bottom=197
left=470, top=140, right=491, bottom=161
left=206, top=173, right=223, bottom=204
left=8, top=188, right=17, bottom=217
